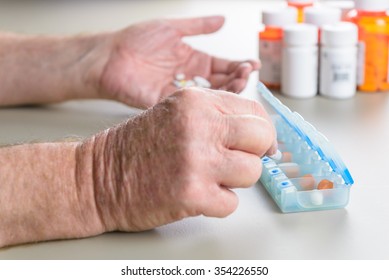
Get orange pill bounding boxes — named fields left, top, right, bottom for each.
left=299, top=174, right=315, bottom=190
left=317, top=179, right=334, bottom=190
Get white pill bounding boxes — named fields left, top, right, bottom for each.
left=175, top=73, right=186, bottom=81
left=194, top=76, right=211, bottom=88
left=269, top=149, right=282, bottom=161
left=173, top=80, right=182, bottom=88
left=185, top=80, right=196, bottom=87
left=310, top=190, right=324, bottom=206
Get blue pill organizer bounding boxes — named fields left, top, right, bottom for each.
left=257, top=82, right=354, bottom=213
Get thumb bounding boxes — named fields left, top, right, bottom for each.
left=169, top=16, right=225, bottom=36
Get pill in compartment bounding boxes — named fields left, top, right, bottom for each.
left=317, top=179, right=334, bottom=190
left=299, top=174, right=315, bottom=190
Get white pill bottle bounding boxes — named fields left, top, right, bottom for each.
left=281, top=24, right=318, bottom=98
left=320, top=22, right=358, bottom=99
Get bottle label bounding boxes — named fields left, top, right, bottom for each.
left=357, top=41, right=365, bottom=86
left=320, top=48, right=357, bottom=98
left=259, top=39, right=282, bottom=85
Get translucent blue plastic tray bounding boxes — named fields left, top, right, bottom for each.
left=257, top=82, right=354, bottom=213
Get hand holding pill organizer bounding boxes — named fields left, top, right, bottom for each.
left=257, top=82, right=354, bottom=213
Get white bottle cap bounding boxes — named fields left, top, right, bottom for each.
left=288, top=0, right=315, bottom=4
left=321, top=22, right=358, bottom=47
left=355, top=0, right=389, bottom=11
left=283, top=23, right=318, bottom=46
left=319, top=1, right=355, bottom=19
left=320, top=0, right=354, bottom=10
left=262, top=7, right=298, bottom=27
left=304, top=6, right=342, bottom=27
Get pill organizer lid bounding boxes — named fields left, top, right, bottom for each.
left=257, top=82, right=354, bottom=185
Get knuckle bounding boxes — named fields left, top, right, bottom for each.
left=254, top=117, right=275, bottom=148
left=250, top=99, right=267, bottom=116
left=174, top=87, right=199, bottom=100
left=260, top=116, right=273, bottom=134
left=169, top=88, right=201, bottom=115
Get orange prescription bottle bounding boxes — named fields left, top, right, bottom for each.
left=287, top=0, right=315, bottom=22
left=259, top=7, right=298, bottom=89
left=346, top=0, right=389, bottom=92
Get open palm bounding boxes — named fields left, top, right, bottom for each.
left=99, top=16, right=259, bottom=108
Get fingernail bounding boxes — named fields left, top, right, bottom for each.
left=206, top=15, right=225, bottom=25
left=240, top=62, right=252, bottom=68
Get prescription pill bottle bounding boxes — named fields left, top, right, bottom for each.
left=320, top=22, right=358, bottom=99
left=320, top=0, right=355, bottom=20
left=287, top=0, right=315, bottom=22
left=281, top=24, right=319, bottom=98
left=304, top=6, right=342, bottom=39
left=304, top=6, right=341, bottom=92
left=259, top=7, right=298, bottom=89
left=345, top=0, right=389, bottom=92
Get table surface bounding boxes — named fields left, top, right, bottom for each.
left=1, top=0, right=388, bottom=260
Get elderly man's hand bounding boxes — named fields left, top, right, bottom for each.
left=78, top=88, right=276, bottom=232
left=0, top=16, right=258, bottom=108
left=95, top=16, right=260, bottom=109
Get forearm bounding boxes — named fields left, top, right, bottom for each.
left=0, top=32, right=110, bottom=106
left=0, top=141, right=103, bottom=248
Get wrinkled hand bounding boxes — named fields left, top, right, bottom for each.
left=87, top=88, right=276, bottom=232
left=98, top=16, right=260, bottom=108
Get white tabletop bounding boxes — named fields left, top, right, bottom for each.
left=1, top=0, right=388, bottom=260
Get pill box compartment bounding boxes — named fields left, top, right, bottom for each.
left=257, top=83, right=354, bottom=213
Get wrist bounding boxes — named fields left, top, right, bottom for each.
left=75, top=137, right=109, bottom=235
left=66, top=32, right=114, bottom=101
left=78, top=125, right=127, bottom=232
left=0, top=141, right=105, bottom=247
left=0, top=32, right=114, bottom=106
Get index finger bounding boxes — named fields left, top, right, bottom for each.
left=168, top=16, right=225, bottom=37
